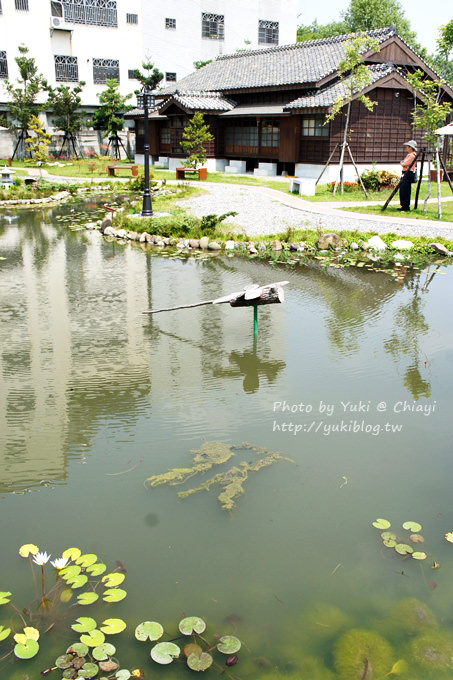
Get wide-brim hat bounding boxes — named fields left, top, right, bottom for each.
left=404, top=140, right=417, bottom=150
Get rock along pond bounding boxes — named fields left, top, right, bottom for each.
left=1, top=202, right=453, bottom=679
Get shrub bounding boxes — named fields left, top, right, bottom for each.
left=360, top=168, right=381, bottom=191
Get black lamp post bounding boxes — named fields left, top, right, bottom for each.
left=136, top=89, right=155, bottom=217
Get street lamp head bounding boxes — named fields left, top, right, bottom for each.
left=136, top=89, right=155, bottom=110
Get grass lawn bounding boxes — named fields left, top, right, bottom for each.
left=341, top=201, right=453, bottom=222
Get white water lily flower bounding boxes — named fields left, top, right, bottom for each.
left=32, top=551, right=51, bottom=566
left=51, top=557, right=69, bottom=569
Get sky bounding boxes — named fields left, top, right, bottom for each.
left=296, top=0, right=452, bottom=55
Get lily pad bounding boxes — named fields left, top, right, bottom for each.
left=60, top=588, right=74, bottom=603
left=412, top=552, right=427, bottom=560
left=56, top=654, right=74, bottom=669
left=0, top=591, right=12, bottom=605
left=395, top=544, right=414, bottom=555
left=383, top=537, right=397, bottom=548
left=102, top=588, right=127, bottom=603
left=445, top=532, right=453, bottom=543
left=372, top=519, right=391, bottom=529
left=216, top=635, right=241, bottom=654
left=76, top=554, right=98, bottom=568
left=23, top=627, right=39, bottom=641
left=67, top=642, right=89, bottom=657
left=61, top=565, right=82, bottom=580
left=92, top=643, right=116, bottom=661
left=71, top=617, right=97, bottom=633
left=179, top=617, right=206, bottom=635
left=100, top=618, right=127, bottom=635
left=135, top=621, right=164, bottom=642
left=151, top=642, right=180, bottom=665
left=115, top=671, right=131, bottom=680
left=80, top=629, right=105, bottom=647
left=77, top=592, right=99, bottom=606
left=183, top=643, right=203, bottom=658
left=410, top=534, right=425, bottom=543
left=63, top=547, right=82, bottom=561
left=381, top=532, right=397, bottom=541
left=14, top=638, right=39, bottom=659
left=68, top=574, right=89, bottom=589
left=402, top=521, right=422, bottom=532
left=99, top=660, right=119, bottom=672
left=77, top=662, right=99, bottom=678
left=18, top=544, right=39, bottom=557
left=102, top=573, right=125, bottom=588
left=187, top=651, right=213, bottom=671
left=86, top=563, right=107, bottom=576
left=0, top=625, right=11, bottom=641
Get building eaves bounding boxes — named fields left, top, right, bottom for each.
left=284, top=63, right=397, bottom=110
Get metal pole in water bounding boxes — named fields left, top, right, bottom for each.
left=253, top=305, right=258, bottom=336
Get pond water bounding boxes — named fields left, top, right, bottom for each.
left=1, top=202, right=453, bottom=679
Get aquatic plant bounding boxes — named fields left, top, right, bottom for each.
left=146, top=441, right=294, bottom=511
left=0, top=544, right=128, bottom=665
left=371, top=518, right=428, bottom=561
left=408, top=630, right=453, bottom=672
left=388, top=598, right=437, bottom=636
left=134, top=615, right=241, bottom=676
left=333, top=628, right=394, bottom=680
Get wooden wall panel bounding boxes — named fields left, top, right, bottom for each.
left=279, top=116, right=300, bottom=162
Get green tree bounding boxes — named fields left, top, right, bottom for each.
left=46, top=82, right=86, bottom=158
left=133, top=59, right=163, bottom=91
left=406, top=69, right=452, bottom=217
left=342, top=0, right=418, bottom=45
left=92, top=79, right=133, bottom=159
left=324, top=32, right=380, bottom=195
left=297, top=19, right=348, bottom=42
left=433, top=19, right=453, bottom=84
left=25, top=115, right=51, bottom=163
left=180, top=112, right=214, bottom=169
left=3, top=45, right=47, bottom=159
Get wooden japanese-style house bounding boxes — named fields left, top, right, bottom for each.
left=131, top=27, right=453, bottom=180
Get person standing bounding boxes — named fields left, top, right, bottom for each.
left=398, top=140, right=417, bottom=211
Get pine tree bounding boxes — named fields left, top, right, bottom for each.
left=47, top=82, right=86, bottom=158
left=92, top=79, right=133, bottom=159
left=180, top=112, right=214, bottom=170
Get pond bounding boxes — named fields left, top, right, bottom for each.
left=1, top=202, right=453, bottom=679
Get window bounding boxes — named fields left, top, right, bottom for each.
left=55, top=55, right=79, bottom=82
left=51, top=1, right=63, bottom=17
left=15, top=0, right=29, bottom=10
left=258, top=20, right=279, bottom=44
left=165, top=72, right=176, bottom=82
left=261, top=119, right=280, bottom=147
left=160, top=125, right=170, bottom=145
left=165, top=17, right=176, bottom=29
left=302, top=115, right=328, bottom=137
left=225, top=124, right=258, bottom=150
left=128, top=69, right=137, bottom=79
left=126, top=13, right=137, bottom=24
left=93, top=58, right=119, bottom=83
left=61, top=1, right=117, bottom=27
left=0, top=51, right=7, bottom=78
left=202, top=13, right=224, bottom=40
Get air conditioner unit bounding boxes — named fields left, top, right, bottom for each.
left=50, top=16, right=71, bottom=30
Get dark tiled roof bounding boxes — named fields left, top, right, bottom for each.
left=163, top=91, right=236, bottom=112
left=160, top=28, right=397, bottom=94
left=285, top=63, right=396, bottom=109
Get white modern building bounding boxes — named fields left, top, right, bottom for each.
left=0, top=0, right=298, bottom=115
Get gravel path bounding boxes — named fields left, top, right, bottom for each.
left=176, top=182, right=453, bottom=241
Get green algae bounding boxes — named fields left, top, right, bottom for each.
left=334, top=628, right=394, bottom=680
left=388, top=597, right=437, bottom=637
left=408, top=630, right=453, bottom=672
left=146, top=441, right=294, bottom=510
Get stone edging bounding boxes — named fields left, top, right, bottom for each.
left=0, top=190, right=70, bottom=206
